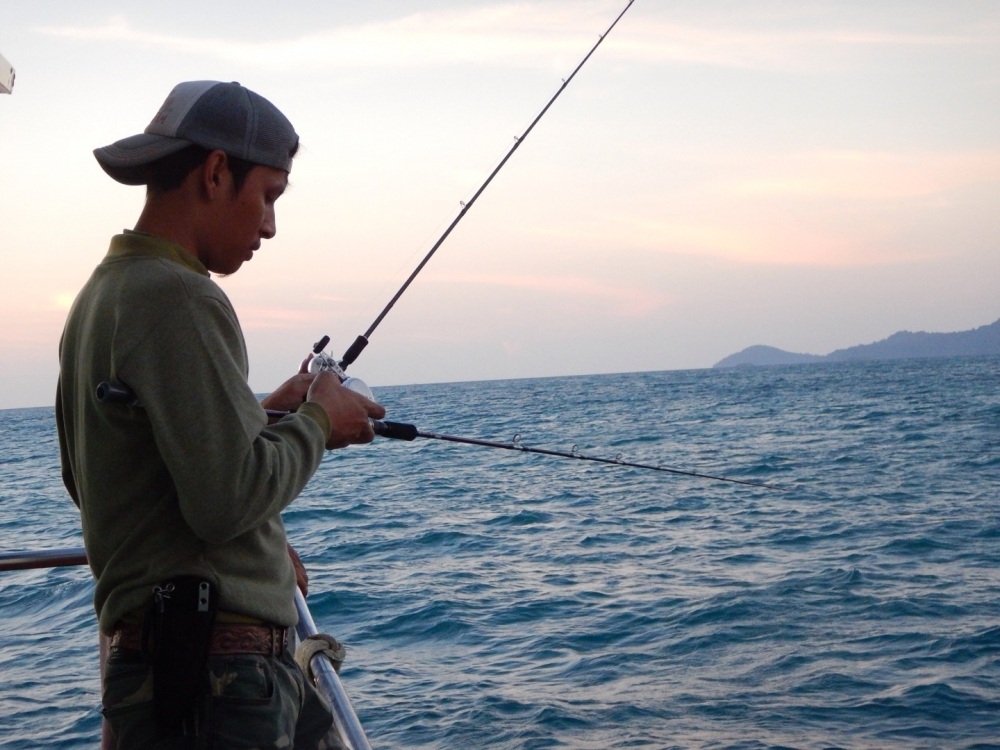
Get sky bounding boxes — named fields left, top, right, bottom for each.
left=1, top=1, right=998, bottom=410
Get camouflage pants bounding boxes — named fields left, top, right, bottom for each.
left=102, top=646, right=335, bottom=749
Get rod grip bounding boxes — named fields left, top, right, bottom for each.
left=372, top=420, right=418, bottom=441
left=339, top=335, right=369, bottom=368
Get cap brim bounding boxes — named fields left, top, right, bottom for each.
left=93, top=133, right=194, bottom=185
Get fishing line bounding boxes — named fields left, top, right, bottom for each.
left=319, top=0, right=636, bottom=372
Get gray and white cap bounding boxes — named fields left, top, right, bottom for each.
left=94, top=80, right=299, bottom=184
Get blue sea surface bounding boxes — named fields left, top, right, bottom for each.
left=1, top=357, right=999, bottom=748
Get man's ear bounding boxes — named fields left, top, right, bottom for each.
left=200, top=149, right=231, bottom=199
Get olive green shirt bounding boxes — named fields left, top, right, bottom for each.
left=56, top=231, right=332, bottom=633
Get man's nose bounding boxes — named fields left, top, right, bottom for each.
left=261, top=207, right=276, bottom=239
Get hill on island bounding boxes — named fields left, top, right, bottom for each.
left=714, top=318, right=1000, bottom=368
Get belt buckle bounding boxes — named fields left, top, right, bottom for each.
left=271, top=626, right=287, bottom=655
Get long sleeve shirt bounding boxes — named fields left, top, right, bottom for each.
left=56, top=231, right=331, bottom=633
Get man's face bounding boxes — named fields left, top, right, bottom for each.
left=202, top=163, right=288, bottom=275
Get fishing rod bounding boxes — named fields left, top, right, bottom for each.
left=372, top=419, right=784, bottom=490
left=308, top=0, right=636, bottom=378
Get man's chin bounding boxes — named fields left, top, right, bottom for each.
left=215, top=260, right=245, bottom=278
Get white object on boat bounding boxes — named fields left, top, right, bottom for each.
left=0, top=52, right=14, bottom=94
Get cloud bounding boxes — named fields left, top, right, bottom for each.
left=608, top=145, right=1000, bottom=267
left=581, top=7, right=998, bottom=71
left=35, top=4, right=626, bottom=71
left=424, top=271, right=667, bottom=318
left=722, top=149, right=1000, bottom=201
left=38, top=3, right=994, bottom=74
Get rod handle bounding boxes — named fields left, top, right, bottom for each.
left=372, top=419, right=418, bottom=441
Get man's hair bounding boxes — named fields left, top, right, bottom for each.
left=143, top=143, right=298, bottom=194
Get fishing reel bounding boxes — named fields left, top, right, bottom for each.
left=308, top=336, right=375, bottom=402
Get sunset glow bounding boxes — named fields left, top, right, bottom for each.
left=1, top=1, right=998, bottom=408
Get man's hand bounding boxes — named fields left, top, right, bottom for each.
left=306, top=372, right=386, bottom=450
left=261, top=372, right=315, bottom=413
left=261, top=355, right=318, bottom=414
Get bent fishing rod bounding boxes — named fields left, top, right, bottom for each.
left=308, top=0, right=635, bottom=379
left=95, top=381, right=783, bottom=490
left=371, top=419, right=784, bottom=490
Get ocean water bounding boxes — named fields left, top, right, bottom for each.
left=1, top=357, right=998, bottom=749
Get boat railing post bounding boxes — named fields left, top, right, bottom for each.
left=294, top=587, right=373, bottom=750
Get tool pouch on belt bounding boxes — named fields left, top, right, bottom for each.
left=141, top=575, right=218, bottom=735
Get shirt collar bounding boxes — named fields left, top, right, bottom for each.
left=107, top=230, right=209, bottom=277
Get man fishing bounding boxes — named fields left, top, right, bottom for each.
left=55, top=80, right=385, bottom=748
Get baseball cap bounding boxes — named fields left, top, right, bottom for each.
left=94, top=81, right=299, bottom=185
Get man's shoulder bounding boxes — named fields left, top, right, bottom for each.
left=107, top=251, right=228, bottom=307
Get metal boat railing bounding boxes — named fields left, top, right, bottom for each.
left=293, top=587, right=372, bottom=750
left=0, top=546, right=372, bottom=749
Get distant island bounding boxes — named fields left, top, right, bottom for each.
left=714, top=318, right=1000, bottom=368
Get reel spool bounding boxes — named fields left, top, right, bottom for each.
left=308, top=350, right=376, bottom=402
